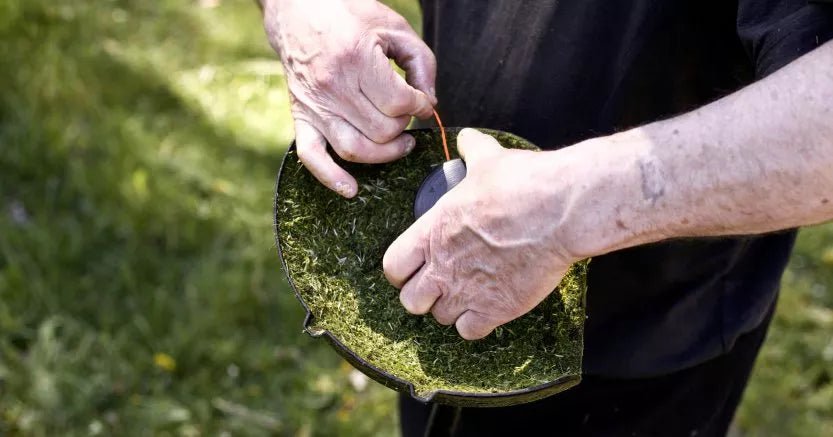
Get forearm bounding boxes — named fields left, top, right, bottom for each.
left=553, top=39, right=833, bottom=259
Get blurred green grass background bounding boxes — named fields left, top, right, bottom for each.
left=0, top=0, right=830, bottom=435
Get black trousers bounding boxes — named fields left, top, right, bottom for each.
left=399, top=307, right=774, bottom=437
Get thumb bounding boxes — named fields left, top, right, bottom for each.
left=383, top=212, right=431, bottom=289
left=456, top=310, right=497, bottom=341
left=456, top=128, right=503, bottom=165
left=382, top=29, right=438, bottom=106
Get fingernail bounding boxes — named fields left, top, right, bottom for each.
left=404, top=135, right=416, bottom=153
left=334, top=181, right=356, bottom=198
left=429, top=87, right=436, bottom=99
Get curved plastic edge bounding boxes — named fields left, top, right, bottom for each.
left=273, top=127, right=583, bottom=407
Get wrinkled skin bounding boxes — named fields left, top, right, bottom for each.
left=263, top=0, right=437, bottom=198
left=263, top=1, right=574, bottom=341
left=383, top=129, right=577, bottom=340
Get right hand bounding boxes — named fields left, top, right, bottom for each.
left=264, top=0, right=437, bottom=198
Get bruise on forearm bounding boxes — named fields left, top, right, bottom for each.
left=661, top=42, right=833, bottom=237
left=589, top=40, right=833, bottom=255
left=553, top=40, right=833, bottom=262
left=637, top=157, right=667, bottom=206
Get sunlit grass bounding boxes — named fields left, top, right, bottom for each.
left=0, top=0, right=396, bottom=434
left=735, top=224, right=833, bottom=436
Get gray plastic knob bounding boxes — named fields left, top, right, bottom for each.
left=413, top=159, right=467, bottom=219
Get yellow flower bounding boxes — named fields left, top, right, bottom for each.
left=822, top=247, right=833, bottom=266
left=153, top=353, right=177, bottom=372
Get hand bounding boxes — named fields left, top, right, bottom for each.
left=264, top=0, right=437, bottom=198
left=382, top=129, right=577, bottom=340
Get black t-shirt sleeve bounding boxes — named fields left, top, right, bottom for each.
left=737, top=0, right=833, bottom=78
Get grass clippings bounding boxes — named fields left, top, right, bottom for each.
left=276, top=128, right=588, bottom=398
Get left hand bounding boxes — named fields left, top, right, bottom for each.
left=383, top=129, right=578, bottom=340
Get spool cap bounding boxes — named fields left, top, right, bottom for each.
left=413, top=158, right=467, bottom=219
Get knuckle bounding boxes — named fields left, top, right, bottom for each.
left=387, top=13, right=411, bottom=30
left=384, top=92, right=415, bottom=116
left=399, top=288, right=422, bottom=314
left=331, top=42, right=363, bottom=69
left=433, top=278, right=451, bottom=300
left=424, top=50, right=438, bottom=70
left=432, top=307, right=456, bottom=326
left=389, top=116, right=411, bottom=136
left=458, top=313, right=493, bottom=340
left=366, top=131, right=391, bottom=145
left=295, top=144, right=311, bottom=164
left=382, top=252, right=399, bottom=287
left=337, top=148, right=358, bottom=162
left=456, top=323, right=476, bottom=340
left=334, top=139, right=361, bottom=162
left=370, top=119, right=404, bottom=143
left=312, top=69, right=337, bottom=90
left=431, top=286, right=459, bottom=326
left=459, top=323, right=487, bottom=341
left=295, top=142, right=319, bottom=165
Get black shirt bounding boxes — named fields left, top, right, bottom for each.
left=417, top=0, right=833, bottom=377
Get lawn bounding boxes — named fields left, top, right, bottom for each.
left=0, top=0, right=830, bottom=435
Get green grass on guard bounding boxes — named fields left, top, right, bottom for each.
left=274, top=128, right=590, bottom=407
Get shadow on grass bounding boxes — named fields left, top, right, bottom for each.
left=0, top=1, right=327, bottom=434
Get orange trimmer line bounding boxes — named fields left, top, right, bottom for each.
left=432, top=109, right=451, bottom=162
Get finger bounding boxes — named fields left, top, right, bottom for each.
left=323, top=117, right=415, bottom=164
left=360, top=45, right=433, bottom=119
left=430, top=292, right=467, bottom=326
left=383, top=213, right=431, bottom=288
left=456, top=128, right=503, bottom=165
left=294, top=119, right=358, bottom=198
left=455, top=310, right=496, bottom=340
left=382, top=29, right=438, bottom=106
left=341, top=92, right=411, bottom=144
left=398, top=265, right=442, bottom=315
